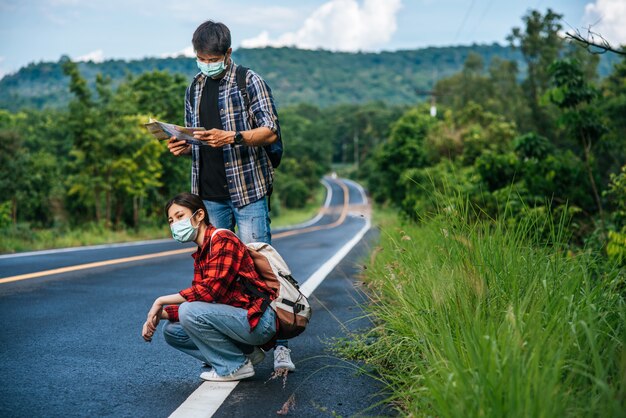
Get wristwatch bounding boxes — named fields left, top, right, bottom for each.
left=234, top=131, right=244, bottom=145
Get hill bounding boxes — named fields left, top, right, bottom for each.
left=0, top=45, right=620, bottom=111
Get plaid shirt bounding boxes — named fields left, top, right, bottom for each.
left=164, top=226, right=276, bottom=330
left=185, top=62, right=280, bottom=208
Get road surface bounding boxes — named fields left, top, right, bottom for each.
left=0, top=177, right=391, bottom=417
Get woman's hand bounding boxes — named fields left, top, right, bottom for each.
left=142, top=298, right=163, bottom=342
left=142, top=320, right=155, bottom=342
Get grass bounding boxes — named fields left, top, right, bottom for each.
left=347, top=203, right=626, bottom=417
left=0, top=183, right=328, bottom=254
left=0, top=223, right=170, bottom=254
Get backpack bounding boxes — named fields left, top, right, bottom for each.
left=235, top=65, right=283, bottom=169
left=211, top=229, right=311, bottom=339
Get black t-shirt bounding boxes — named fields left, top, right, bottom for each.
left=199, top=77, right=229, bottom=201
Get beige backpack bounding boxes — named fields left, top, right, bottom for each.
left=211, top=229, right=312, bottom=339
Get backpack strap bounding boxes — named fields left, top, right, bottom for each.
left=235, top=65, right=275, bottom=212
left=210, top=227, right=272, bottom=311
left=235, top=65, right=251, bottom=115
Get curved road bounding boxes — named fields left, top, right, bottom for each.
left=0, top=177, right=381, bottom=418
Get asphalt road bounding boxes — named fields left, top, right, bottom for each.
left=0, top=177, right=390, bottom=417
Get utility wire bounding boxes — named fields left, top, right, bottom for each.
left=454, top=0, right=478, bottom=42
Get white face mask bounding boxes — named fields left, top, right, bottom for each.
left=170, top=210, right=199, bottom=243
left=196, top=59, right=226, bottom=77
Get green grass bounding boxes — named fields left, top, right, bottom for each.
left=0, top=223, right=170, bottom=254
left=349, top=204, right=626, bottom=417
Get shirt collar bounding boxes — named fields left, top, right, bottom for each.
left=193, top=224, right=216, bottom=260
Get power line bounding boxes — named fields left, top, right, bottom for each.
left=454, top=0, right=478, bottom=42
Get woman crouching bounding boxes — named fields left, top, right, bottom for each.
left=141, top=192, right=276, bottom=381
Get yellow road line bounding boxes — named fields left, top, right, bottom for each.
left=0, top=248, right=193, bottom=284
left=273, top=179, right=350, bottom=239
left=0, top=179, right=353, bottom=285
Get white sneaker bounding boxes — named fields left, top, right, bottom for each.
left=200, top=360, right=255, bottom=382
left=274, top=346, right=295, bottom=372
left=248, top=347, right=265, bottom=366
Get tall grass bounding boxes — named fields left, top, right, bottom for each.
left=359, top=203, right=626, bottom=417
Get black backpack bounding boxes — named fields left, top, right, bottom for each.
left=235, top=65, right=283, bottom=169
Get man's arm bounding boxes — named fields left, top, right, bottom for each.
left=192, top=127, right=277, bottom=148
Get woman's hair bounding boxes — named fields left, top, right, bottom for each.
left=165, top=193, right=210, bottom=226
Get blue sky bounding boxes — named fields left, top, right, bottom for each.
left=1, top=0, right=624, bottom=79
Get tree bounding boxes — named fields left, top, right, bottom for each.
left=546, top=59, right=607, bottom=220
left=507, top=9, right=564, bottom=136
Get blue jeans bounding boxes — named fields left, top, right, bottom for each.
left=203, top=197, right=271, bottom=245
left=163, top=302, right=276, bottom=376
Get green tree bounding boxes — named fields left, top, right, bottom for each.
left=546, top=58, right=607, bottom=220
left=507, top=9, right=564, bottom=136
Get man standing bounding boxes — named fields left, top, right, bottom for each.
left=167, top=20, right=294, bottom=372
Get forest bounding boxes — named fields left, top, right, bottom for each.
left=0, top=42, right=620, bottom=111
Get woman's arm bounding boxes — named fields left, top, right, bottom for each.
left=142, top=293, right=186, bottom=342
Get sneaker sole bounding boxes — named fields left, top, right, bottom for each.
left=200, top=369, right=255, bottom=382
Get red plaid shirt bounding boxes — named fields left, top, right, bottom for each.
left=164, top=226, right=275, bottom=330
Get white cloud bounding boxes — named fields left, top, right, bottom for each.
left=241, top=0, right=403, bottom=52
left=583, top=0, right=626, bottom=45
left=75, top=49, right=105, bottom=63
left=160, top=46, right=195, bottom=59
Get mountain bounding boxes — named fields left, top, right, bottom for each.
left=0, top=45, right=620, bottom=111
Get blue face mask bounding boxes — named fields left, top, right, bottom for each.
left=170, top=210, right=199, bottom=243
left=197, top=59, right=226, bottom=77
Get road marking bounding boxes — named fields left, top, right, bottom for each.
left=168, top=180, right=371, bottom=418
left=0, top=179, right=349, bottom=284
left=273, top=178, right=350, bottom=239
left=273, top=178, right=333, bottom=232
left=0, top=248, right=193, bottom=284
left=0, top=238, right=172, bottom=260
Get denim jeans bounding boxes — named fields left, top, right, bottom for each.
left=163, top=301, right=276, bottom=376
left=203, top=197, right=271, bottom=245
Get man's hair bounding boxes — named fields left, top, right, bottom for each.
left=165, top=192, right=211, bottom=226
left=192, top=21, right=231, bottom=55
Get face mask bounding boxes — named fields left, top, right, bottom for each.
left=196, top=59, right=226, bottom=77
left=170, top=210, right=199, bottom=243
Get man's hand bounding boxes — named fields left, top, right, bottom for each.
left=194, top=129, right=235, bottom=147
left=167, top=137, right=191, bottom=156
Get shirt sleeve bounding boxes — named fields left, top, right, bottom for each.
left=247, top=71, right=280, bottom=137
left=178, top=231, right=243, bottom=303
left=164, top=305, right=179, bottom=322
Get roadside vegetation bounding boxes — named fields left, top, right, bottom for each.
left=335, top=9, right=626, bottom=417
left=349, top=202, right=625, bottom=417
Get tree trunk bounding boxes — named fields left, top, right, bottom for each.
left=11, top=196, right=17, bottom=224
left=133, top=196, right=139, bottom=231
left=94, top=187, right=101, bottom=223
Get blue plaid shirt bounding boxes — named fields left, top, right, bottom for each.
left=185, top=61, right=280, bottom=208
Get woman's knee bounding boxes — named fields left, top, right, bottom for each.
left=162, top=322, right=188, bottom=345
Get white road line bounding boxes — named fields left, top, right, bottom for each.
left=343, top=178, right=368, bottom=205
left=168, top=179, right=371, bottom=418
left=0, top=239, right=172, bottom=260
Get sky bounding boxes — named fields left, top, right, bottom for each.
left=1, top=0, right=625, bottom=79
